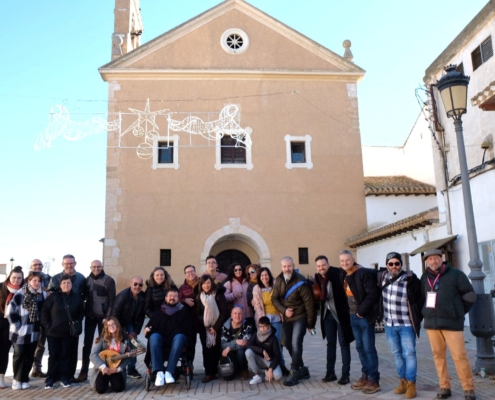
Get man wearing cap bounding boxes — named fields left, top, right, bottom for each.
left=378, top=252, right=423, bottom=399
left=421, top=249, right=477, bottom=400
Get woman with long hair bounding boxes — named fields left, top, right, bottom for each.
left=223, top=263, right=253, bottom=321
left=245, top=264, right=260, bottom=326
left=0, top=266, right=24, bottom=389
left=7, top=271, right=45, bottom=390
left=145, top=267, right=176, bottom=318
left=90, top=317, right=131, bottom=394
left=41, top=274, right=84, bottom=389
left=196, top=274, right=228, bottom=383
left=251, top=267, right=288, bottom=375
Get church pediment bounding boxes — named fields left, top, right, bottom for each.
left=100, top=0, right=364, bottom=80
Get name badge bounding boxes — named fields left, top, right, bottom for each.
left=426, top=292, right=437, bottom=308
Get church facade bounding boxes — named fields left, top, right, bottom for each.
left=100, top=0, right=367, bottom=288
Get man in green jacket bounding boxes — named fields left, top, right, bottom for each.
left=421, top=249, right=477, bottom=400
left=272, top=256, right=315, bottom=386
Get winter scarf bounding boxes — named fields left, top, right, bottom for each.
left=200, top=291, right=220, bottom=348
left=22, top=282, right=42, bottom=322
left=161, top=302, right=184, bottom=316
left=257, top=326, right=272, bottom=343
left=6, top=283, right=21, bottom=307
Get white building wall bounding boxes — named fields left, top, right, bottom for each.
left=366, top=195, right=437, bottom=230
left=363, top=112, right=436, bottom=185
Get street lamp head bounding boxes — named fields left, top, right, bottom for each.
left=436, top=64, right=470, bottom=120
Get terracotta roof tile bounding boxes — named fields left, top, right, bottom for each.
left=364, top=176, right=436, bottom=196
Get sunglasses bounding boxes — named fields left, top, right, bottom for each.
left=387, top=262, right=401, bottom=267
left=133, top=282, right=143, bottom=287
left=249, top=270, right=256, bottom=274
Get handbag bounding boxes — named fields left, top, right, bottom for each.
left=63, top=296, right=82, bottom=336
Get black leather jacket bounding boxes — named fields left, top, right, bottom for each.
left=111, top=287, right=146, bottom=335
left=344, top=266, right=380, bottom=323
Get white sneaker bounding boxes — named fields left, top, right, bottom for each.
left=12, top=379, right=22, bottom=390
left=164, top=371, right=175, bottom=384
left=155, top=371, right=165, bottom=386
left=249, top=374, right=262, bottom=385
left=21, top=382, right=30, bottom=389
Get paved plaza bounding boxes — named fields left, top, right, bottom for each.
left=0, top=321, right=493, bottom=399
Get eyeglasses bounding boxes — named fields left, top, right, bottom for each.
left=91, top=265, right=103, bottom=269
left=233, top=304, right=243, bottom=308
left=107, top=323, right=117, bottom=328
left=32, top=263, right=43, bottom=267
left=249, top=270, right=256, bottom=274
left=387, top=262, right=401, bottom=267
left=133, top=282, right=143, bottom=287
left=234, top=268, right=243, bottom=272
left=185, top=270, right=195, bottom=274
left=63, top=263, right=75, bottom=266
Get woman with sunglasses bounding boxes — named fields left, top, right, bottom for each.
left=7, top=271, right=46, bottom=390
left=145, top=267, right=177, bottom=318
left=196, top=274, right=228, bottom=383
left=223, top=263, right=253, bottom=321
left=0, top=267, right=24, bottom=389
left=245, top=264, right=260, bottom=326
left=90, top=317, right=131, bottom=394
left=251, top=267, right=288, bottom=375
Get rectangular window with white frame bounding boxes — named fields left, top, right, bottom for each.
left=215, top=134, right=253, bottom=170
left=152, top=135, right=180, bottom=170
left=285, top=134, right=313, bottom=169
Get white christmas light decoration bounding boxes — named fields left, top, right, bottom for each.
left=34, top=104, right=119, bottom=150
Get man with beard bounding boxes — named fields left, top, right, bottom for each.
left=340, top=250, right=381, bottom=394
left=144, top=288, right=194, bottom=386
left=378, top=252, right=422, bottom=399
left=314, top=255, right=354, bottom=385
left=421, top=249, right=476, bottom=400
left=272, top=256, right=315, bottom=386
left=76, top=260, right=116, bottom=382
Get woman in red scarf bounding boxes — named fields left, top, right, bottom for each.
left=0, top=266, right=24, bottom=389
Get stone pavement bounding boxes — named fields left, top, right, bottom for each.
left=0, top=321, right=494, bottom=400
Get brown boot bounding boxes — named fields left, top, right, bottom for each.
left=240, top=369, right=250, bottom=380
left=75, top=372, right=88, bottom=382
left=394, top=378, right=407, bottom=394
left=405, top=381, right=417, bottom=399
left=351, top=375, right=368, bottom=390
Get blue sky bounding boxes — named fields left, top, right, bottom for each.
left=0, top=0, right=487, bottom=276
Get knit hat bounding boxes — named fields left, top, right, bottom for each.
left=385, top=252, right=402, bottom=265
left=423, top=249, right=443, bottom=261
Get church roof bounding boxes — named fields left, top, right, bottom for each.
left=100, top=0, right=365, bottom=77
left=364, top=176, right=436, bottom=196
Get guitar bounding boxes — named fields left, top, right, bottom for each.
left=99, top=348, right=145, bottom=369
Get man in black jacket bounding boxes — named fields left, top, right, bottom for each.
left=111, top=276, right=146, bottom=379
left=76, top=260, right=116, bottom=382
left=340, top=250, right=381, bottom=394
left=245, top=316, right=282, bottom=384
left=314, top=255, right=354, bottom=385
left=378, top=252, right=423, bottom=399
left=144, top=288, right=194, bottom=386
left=421, top=249, right=476, bottom=400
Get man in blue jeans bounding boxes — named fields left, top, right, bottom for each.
left=272, top=256, right=316, bottom=386
left=340, top=250, right=381, bottom=394
left=378, top=252, right=423, bottom=399
left=144, top=288, right=194, bottom=386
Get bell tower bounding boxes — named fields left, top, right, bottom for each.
left=111, top=0, right=143, bottom=60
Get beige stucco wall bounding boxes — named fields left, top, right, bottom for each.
left=102, top=2, right=367, bottom=290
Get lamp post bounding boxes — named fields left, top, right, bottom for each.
left=10, top=257, right=14, bottom=272
left=436, top=64, right=495, bottom=373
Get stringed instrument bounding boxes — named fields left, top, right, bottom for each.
left=99, top=348, right=145, bottom=369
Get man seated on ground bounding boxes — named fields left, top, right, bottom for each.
left=143, top=288, right=194, bottom=386
left=220, top=306, right=252, bottom=380
left=246, top=316, right=283, bottom=384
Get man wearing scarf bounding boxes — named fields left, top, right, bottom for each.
left=76, top=260, right=116, bottom=382
left=314, top=255, right=354, bottom=385
left=245, top=316, right=282, bottom=384
left=144, top=288, right=194, bottom=386
left=178, top=265, right=199, bottom=362
left=421, top=249, right=477, bottom=400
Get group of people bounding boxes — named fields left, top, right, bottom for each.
left=0, top=250, right=478, bottom=400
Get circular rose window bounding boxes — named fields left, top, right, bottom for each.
left=221, top=28, right=249, bottom=54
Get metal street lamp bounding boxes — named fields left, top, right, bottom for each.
left=10, top=257, right=14, bottom=272
left=436, top=64, right=495, bottom=373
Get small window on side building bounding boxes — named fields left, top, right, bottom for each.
left=221, top=136, right=246, bottom=164
left=160, top=249, right=171, bottom=267
left=472, top=36, right=493, bottom=71
left=158, top=142, right=173, bottom=164
left=291, top=142, right=306, bottom=163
